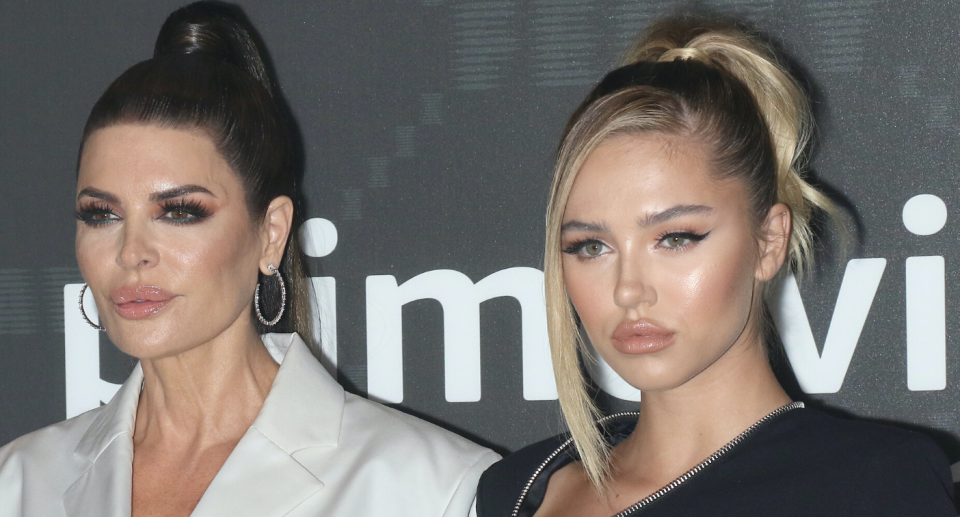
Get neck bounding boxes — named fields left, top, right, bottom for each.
left=133, top=321, right=280, bottom=450
left=616, top=331, right=791, bottom=483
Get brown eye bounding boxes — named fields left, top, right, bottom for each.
left=168, top=208, right=191, bottom=221
left=159, top=200, right=210, bottom=224
left=75, top=204, right=119, bottom=226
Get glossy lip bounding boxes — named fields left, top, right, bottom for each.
left=611, top=319, right=675, bottom=355
left=109, top=285, right=175, bottom=320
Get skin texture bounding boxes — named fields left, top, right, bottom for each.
left=76, top=124, right=294, bottom=517
left=536, top=134, right=791, bottom=517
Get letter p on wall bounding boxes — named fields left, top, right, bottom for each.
left=64, top=283, right=121, bottom=418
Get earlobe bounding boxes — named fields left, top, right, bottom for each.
left=756, top=204, right=791, bottom=282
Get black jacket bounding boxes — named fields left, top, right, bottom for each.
left=477, top=408, right=955, bottom=516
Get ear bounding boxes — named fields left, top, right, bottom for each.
left=755, top=203, right=791, bottom=282
left=258, top=196, right=294, bottom=274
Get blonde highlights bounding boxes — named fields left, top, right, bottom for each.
left=544, top=18, right=841, bottom=490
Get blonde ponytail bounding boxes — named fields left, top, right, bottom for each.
left=624, top=21, right=842, bottom=275
left=544, top=18, right=842, bottom=493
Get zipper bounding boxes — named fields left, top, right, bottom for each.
left=511, top=401, right=804, bottom=517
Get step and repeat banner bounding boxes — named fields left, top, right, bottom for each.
left=3, top=0, right=960, bottom=464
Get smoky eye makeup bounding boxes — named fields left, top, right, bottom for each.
left=74, top=198, right=214, bottom=227
left=157, top=198, right=213, bottom=225
left=75, top=201, right=118, bottom=226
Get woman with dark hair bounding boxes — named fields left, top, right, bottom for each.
left=476, top=18, right=954, bottom=517
left=0, top=3, right=497, bottom=516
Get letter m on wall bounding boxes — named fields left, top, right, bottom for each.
left=365, top=268, right=557, bottom=403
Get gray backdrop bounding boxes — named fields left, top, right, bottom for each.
left=3, top=0, right=960, bottom=468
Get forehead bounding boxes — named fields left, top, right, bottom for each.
left=564, top=133, right=744, bottom=218
left=77, top=124, right=238, bottom=196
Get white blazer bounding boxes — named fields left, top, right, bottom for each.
left=0, top=333, right=499, bottom=517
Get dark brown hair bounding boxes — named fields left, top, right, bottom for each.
left=79, top=1, right=314, bottom=343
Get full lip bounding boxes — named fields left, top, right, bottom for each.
left=109, top=285, right=176, bottom=320
left=610, top=318, right=676, bottom=355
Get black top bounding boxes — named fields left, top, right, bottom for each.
left=477, top=408, right=955, bottom=516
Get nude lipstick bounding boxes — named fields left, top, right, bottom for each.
left=611, top=319, right=675, bottom=354
left=109, top=285, right=175, bottom=320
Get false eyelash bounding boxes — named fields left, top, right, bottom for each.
left=75, top=201, right=117, bottom=225
left=656, top=230, right=711, bottom=250
left=657, top=230, right=710, bottom=242
left=159, top=199, right=212, bottom=224
left=562, top=238, right=605, bottom=255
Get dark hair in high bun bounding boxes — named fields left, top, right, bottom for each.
left=79, top=1, right=315, bottom=346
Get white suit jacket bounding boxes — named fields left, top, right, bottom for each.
left=0, top=333, right=499, bottom=517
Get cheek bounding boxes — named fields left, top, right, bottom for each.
left=166, top=221, right=260, bottom=297
left=668, top=240, right=756, bottom=331
left=75, top=224, right=115, bottom=283
left=562, top=257, right=616, bottom=331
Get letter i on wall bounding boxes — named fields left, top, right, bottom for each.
left=903, top=195, right=947, bottom=391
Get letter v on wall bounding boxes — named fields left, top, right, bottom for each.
left=770, top=258, right=886, bottom=394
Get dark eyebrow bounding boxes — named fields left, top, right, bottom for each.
left=149, top=185, right=215, bottom=202
left=639, top=204, right=714, bottom=227
left=76, top=187, right=119, bottom=203
left=561, top=220, right=609, bottom=233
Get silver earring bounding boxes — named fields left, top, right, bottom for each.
left=78, top=284, right=106, bottom=332
left=255, top=264, right=286, bottom=326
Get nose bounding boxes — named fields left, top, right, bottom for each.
left=613, top=248, right=656, bottom=309
left=116, top=217, right=159, bottom=270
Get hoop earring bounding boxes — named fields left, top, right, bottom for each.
left=78, top=284, right=106, bottom=332
left=255, top=264, right=286, bottom=326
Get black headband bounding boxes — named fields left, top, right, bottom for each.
left=586, top=59, right=724, bottom=105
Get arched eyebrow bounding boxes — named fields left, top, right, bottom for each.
left=639, top=204, right=713, bottom=227
left=561, top=221, right=609, bottom=233
left=561, top=205, right=713, bottom=234
left=76, top=187, right=118, bottom=203
left=77, top=185, right=215, bottom=203
left=149, top=185, right=214, bottom=201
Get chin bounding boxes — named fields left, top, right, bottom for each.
left=619, top=370, right=698, bottom=393
left=106, top=322, right=194, bottom=361
left=603, top=351, right=710, bottom=393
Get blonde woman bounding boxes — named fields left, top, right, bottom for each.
left=476, top=18, right=954, bottom=517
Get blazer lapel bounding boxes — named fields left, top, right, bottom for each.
left=189, top=427, right=324, bottom=517
left=63, top=364, right=143, bottom=517
left=64, top=334, right=340, bottom=517
left=190, top=333, right=340, bottom=517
